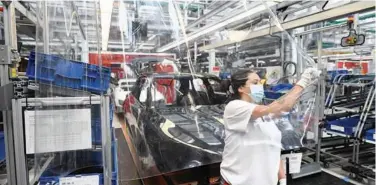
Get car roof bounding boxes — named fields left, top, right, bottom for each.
left=140, top=72, right=220, bottom=80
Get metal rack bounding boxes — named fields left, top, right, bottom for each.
left=10, top=96, right=112, bottom=185
left=319, top=74, right=375, bottom=181
left=0, top=2, right=113, bottom=184
left=0, top=2, right=21, bottom=185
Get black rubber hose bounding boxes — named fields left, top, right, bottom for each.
left=283, top=61, right=297, bottom=76
left=275, top=61, right=297, bottom=84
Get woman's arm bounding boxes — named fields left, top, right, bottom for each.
left=278, top=159, right=286, bottom=180
left=252, top=85, right=303, bottom=118
left=252, top=68, right=320, bottom=119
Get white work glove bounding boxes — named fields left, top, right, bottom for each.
left=296, top=67, right=321, bottom=89
left=279, top=178, right=287, bottom=185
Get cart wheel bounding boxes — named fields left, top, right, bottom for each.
left=349, top=173, right=356, bottom=179
left=324, top=162, right=330, bottom=168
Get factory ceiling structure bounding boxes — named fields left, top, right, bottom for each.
left=3, top=0, right=375, bottom=61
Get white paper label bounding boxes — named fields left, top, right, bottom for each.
left=281, top=153, right=303, bottom=174
left=331, top=125, right=344, bottom=132
left=25, top=109, right=92, bottom=154
left=59, top=175, right=99, bottom=185
left=373, top=134, right=375, bottom=140
left=306, top=131, right=314, bottom=140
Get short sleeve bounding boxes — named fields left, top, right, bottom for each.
left=224, top=100, right=257, bottom=132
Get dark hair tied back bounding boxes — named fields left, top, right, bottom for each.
left=227, top=69, right=254, bottom=102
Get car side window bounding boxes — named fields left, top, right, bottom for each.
left=132, top=77, right=146, bottom=101
left=208, top=79, right=221, bottom=92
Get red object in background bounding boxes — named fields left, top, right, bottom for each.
left=89, top=52, right=176, bottom=79
left=212, top=66, right=221, bottom=72
left=89, top=52, right=175, bottom=67
left=337, top=61, right=369, bottom=74
left=154, top=63, right=175, bottom=104
left=123, top=94, right=136, bottom=114
left=361, top=62, right=368, bottom=74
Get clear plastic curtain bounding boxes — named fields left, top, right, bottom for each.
left=113, top=0, right=226, bottom=183
left=31, top=1, right=113, bottom=184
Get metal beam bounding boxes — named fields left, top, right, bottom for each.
left=185, top=1, right=237, bottom=30
left=199, top=1, right=375, bottom=51
left=1, top=2, right=18, bottom=185
left=157, top=1, right=278, bottom=52
left=13, top=1, right=39, bottom=24
left=70, top=1, right=87, bottom=40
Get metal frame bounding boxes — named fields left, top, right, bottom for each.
left=199, top=1, right=375, bottom=51
left=0, top=2, right=18, bottom=185
left=321, top=75, right=375, bottom=174
left=353, top=84, right=375, bottom=164
left=11, top=96, right=111, bottom=185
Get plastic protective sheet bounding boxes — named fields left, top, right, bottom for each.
left=29, top=1, right=323, bottom=184
left=31, top=1, right=113, bottom=185
left=115, top=0, right=321, bottom=182
left=113, top=0, right=227, bottom=182
left=259, top=1, right=320, bottom=151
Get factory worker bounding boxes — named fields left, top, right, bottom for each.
left=220, top=68, right=320, bottom=185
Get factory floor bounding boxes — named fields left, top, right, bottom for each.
left=113, top=113, right=360, bottom=185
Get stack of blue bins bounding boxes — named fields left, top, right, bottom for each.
left=26, top=52, right=111, bottom=94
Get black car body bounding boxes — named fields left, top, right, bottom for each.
left=122, top=73, right=227, bottom=176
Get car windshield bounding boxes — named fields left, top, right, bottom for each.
left=138, top=75, right=225, bottom=107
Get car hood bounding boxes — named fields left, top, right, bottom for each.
left=155, top=105, right=225, bottom=154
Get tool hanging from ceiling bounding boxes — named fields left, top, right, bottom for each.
left=341, top=15, right=366, bottom=47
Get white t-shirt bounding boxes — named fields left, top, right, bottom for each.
left=220, top=100, right=282, bottom=185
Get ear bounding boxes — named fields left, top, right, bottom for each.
left=238, top=86, right=246, bottom=94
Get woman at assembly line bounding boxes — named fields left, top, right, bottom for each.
left=220, top=67, right=321, bottom=185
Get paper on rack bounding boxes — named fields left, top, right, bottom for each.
left=25, top=109, right=92, bottom=154
left=281, top=153, right=303, bottom=174
left=60, top=175, right=99, bottom=185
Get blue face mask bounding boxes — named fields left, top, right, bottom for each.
left=248, top=84, right=264, bottom=103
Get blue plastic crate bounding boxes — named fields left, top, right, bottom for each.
left=26, top=52, right=64, bottom=83
left=327, top=70, right=348, bottom=83
left=82, top=64, right=111, bottom=94
left=264, top=91, right=284, bottom=99
left=366, top=129, right=375, bottom=141
left=0, top=132, right=5, bottom=162
left=264, top=84, right=293, bottom=100
left=39, top=143, right=117, bottom=185
left=55, top=60, right=85, bottom=89
left=26, top=52, right=111, bottom=94
left=270, top=83, right=293, bottom=92
left=325, top=116, right=360, bottom=135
